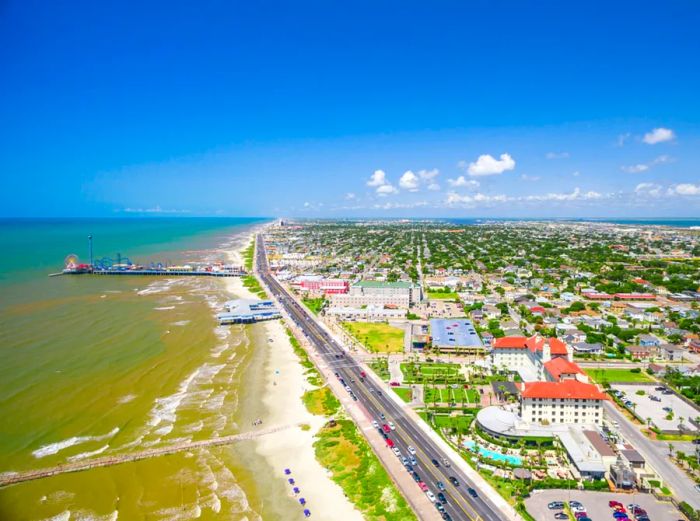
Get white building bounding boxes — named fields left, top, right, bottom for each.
left=519, top=379, right=608, bottom=426
left=330, top=280, right=421, bottom=309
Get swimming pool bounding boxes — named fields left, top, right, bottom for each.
left=464, top=440, right=523, bottom=466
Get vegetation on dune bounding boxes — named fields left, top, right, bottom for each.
left=242, top=240, right=255, bottom=272
left=303, top=386, right=341, bottom=416
left=314, top=419, right=416, bottom=521
left=242, top=275, right=268, bottom=298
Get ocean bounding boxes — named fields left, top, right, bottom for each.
left=0, top=218, right=300, bottom=520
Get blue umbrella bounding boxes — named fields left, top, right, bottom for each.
left=284, top=468, right=291, bottom=475
left=303, top=509, right=311, bottom=517
left=288, top=478, right=295, bottom=485
left=293, top=487, right=300, bottom=494
left=299, top=498, right=306, bottom=505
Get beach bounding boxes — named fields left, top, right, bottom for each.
left=224, top=229, right=364, bottom=521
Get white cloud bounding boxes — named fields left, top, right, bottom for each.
left=121, top=206, right=190, bottom=214
left=461, top=153, right=516, bottom=177
left=671, top=183, right=700, bottom=196
left=447, top=176, right=480, bottom=189
left=367, top=169, right=387, bottom=187
left=445, top=191, right=512, bottom=207
left=621, top=155, right=672, bottom=173
left=303, top=201, right=311, bottom=208
left=399, top=170, right=420, bottom=192
left=643, top=127, right=675, bottom=145
left=523, top=187, right=604, bottom=202
left=376, top=184, right=398, bottom=196
left=344, top=192, right=356, bottom=200
left=427, top=182, right=441, bottom=191
left=616, top=133, right=631, bottom=147
left=373, top=201, right=428, bottom=210
left=572, top=171, right=581, bottom=177
left=521, top=174, right=541, bottom=181
left=634, top=183, right=663, bottom=197
left=417, top=169, right=439, bottom=181
left=546, top=152, right=569, bottom=159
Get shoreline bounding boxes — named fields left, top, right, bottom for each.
left=224, top=227, right=363, bottom=520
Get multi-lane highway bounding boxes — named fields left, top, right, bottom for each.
left=255, top=234, right=509, bottom=521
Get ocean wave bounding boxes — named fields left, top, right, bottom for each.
left=32, top=427, right=120, bottom=459
left=117, top=394, right=136, bottom=404
left=67, top=444, right=109, bottom=462
left=171, top=320, right=190, bottom=326
left=40, top=512, right=71, bottom=521
left=153, top=306, right=176, bottom=311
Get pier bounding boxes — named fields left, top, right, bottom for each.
left=58, top=268, right=246, bottom=277
left=0, top=423, right=300, bottom=488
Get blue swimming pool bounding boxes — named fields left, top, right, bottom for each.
left=464, top=440, right=523, bottom=466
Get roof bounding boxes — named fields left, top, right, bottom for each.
left=526, top=335, right=569, bottom=356
left=583, top=430, right=615, bottom=457
left=521, top=380, right=608, bottom=401
left=543, top=357, right=584, bottom=381
left=355, top=280, right=415, bottom=288
left=621, top=449, right=645, bottom=464
left=430, top=319, right=483, bottom=348
left=492, top=336, right=528, bottom=349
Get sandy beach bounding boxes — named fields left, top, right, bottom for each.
left=224, top=229, right=363, bottom=520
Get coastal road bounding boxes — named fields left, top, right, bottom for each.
left=256, top=234, right=511, bottom=521
left=604, top=402, right=700, bottom=509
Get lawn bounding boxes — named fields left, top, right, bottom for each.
left=302, top=297, right=326, bottom=315
left=303, top=386, right=341, bottom=416
left=400, top=362, right=465, bottom=384
left=314, top=420, right=417, bottom=520
left=424, top=386, right=480, bottom=405
left=392, top=387, right=413, bottom=403
left=427, top=291, right=459, bottom=301
left=342, top=322, right=404, bottom=353
left=431, top=414, right=474, bottom=432
left=586, top=367, right=654, bottom=383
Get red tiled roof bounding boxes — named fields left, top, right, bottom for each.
left=525, top=335, right=569, bottom=356
left=521, top=380, right=608, bottom=400
left=543, top=357, right=583, bottom=381
left=492, top=336, right=528, bottom=349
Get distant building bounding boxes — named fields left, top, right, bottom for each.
left=330, top=280, right=421, bottom=309
left=491, top=335, right=580, bottom=382
left=326, top=304, right=406, bottom=322
left=295, top=276, right=349, bottom=294
left=217, top=299, right=281, bottom=324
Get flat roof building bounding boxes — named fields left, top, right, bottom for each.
left=430, top=318, right=484, bottom=353
left=217, top=299, right=281, bottom=324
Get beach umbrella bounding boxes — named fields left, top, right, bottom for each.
left=299, top=498, right=306, bottom=505
left=303, top=509, right=311, bottom=517
left=284, top=468, right=291, bottom=475
left=288, top=478, right=295, bottom=485
left=293, top=487, right=300, bottom=494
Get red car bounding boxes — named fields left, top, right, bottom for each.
left=382, top=424, right=391, bottom=434
left=609, top=501, right=623, bottom=508
left=360, top=371, right=367, bottom=378
left=389, top=381, right=400, bottom=387
left=418, top=482, right=429, bottom=492
left=385, top=438, right=394, bottom=448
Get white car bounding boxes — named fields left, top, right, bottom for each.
left=572, top=505, right=586, bottom=513
left=426, top=491, right=436, bottom=502
left=388, top=421, right=396, bottom=431
left=407, top=446, right=416, bottom=455
left=392, top=447, right=402, bottom=457
left=372, top=421, right=379, bottom=429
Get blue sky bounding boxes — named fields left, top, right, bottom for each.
left=1, top=1, right=699, bottom=218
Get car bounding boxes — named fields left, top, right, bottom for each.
left=431, top=458, right=440, bottom=467
left=388, top=421, right=396, bottom=431
left=572, top=505, right=586, bottom=513
left=554, top=514, right=568, bottom=520
left=392, top=447, right=402, bottom=457
left=449, top=476, right=460, bottom=487
left=636, top=517, right=650, bottom=521
left=381, top=431, right=389, bottom=440
left=437, top=492, right=447, bottom=503
left=650, top=395, right=661, bottom=402
left=360, top=371, right=366, bottom=378
left=418, top=482, right=429, bottom=492
left=436, top=481, right=446, bottom=491
left=467, top=487, right=477, bottom=498
left=613, top=514, right=628, bottom=520
left=549, top=501, right=565, bottom=510
left=412, top=472, right=420, bottom=482
left=663, top=406, right=673, bottom=412
left=655, top=386, right=666, bottom=391
left=410, top=457, right=417, bottom=466
left=385, top=438, right=394, bottom=448
left=344, top=386, right=351, bottom=392
left=577, top=518, right=592, bottom=521
left=402, top=457, right=409, bottom=466
left=407, top=445, right=416, bottom=455
left=442, top=513, right=452, bottom=521
left=574, top=513, right=588, bottom=519
left=390, top=381, right=400, bottom=387
left=435, top=501, right=445, bottom=513
left=405, top=464, right=413, bottom=473
left=695, top=484, right=700, bottom=493
left=442, top=458, right=451, bottom=467
left=569, top=501, right=583, bottom=508
left=693, top=438, right=700, bottom=445
left=426, top=491, right=436, bottom=502
left=380, top=413, right=385, bottom=420
left=371, top=420, right=379, bottom=429
left=614, top=506, right=627, bottom=513
left=382, top=424, right=391, bottom=434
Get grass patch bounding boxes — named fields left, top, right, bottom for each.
left=286, top=327, right=323, bottom=386
left=302, top=297, right=326, bottom=315
left=342, top=322, right=404, bottom=353
left=368, top=359, right=390, bottom=381
left=586, top=368, right=654, bottom=383
left=400, top=362, right=465, bottom=384
left=392, top=387, right=413, bottom=403
left=242, top=240, right=254, bottom=272
left=303, top=386, right=341, bottom=416
left=242, top=275, right=268, bottom=299
left=427, top=291, right=459, bottom=301
left=314, top=420, right=416, bottom=521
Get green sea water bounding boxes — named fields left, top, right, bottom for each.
left=0, top=218, right=300, bottom=520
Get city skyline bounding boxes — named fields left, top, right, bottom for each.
left=1, top=1, right=699, bottom=218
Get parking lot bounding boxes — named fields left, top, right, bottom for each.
left=611, top=384, right=700, bottom=432
left=525, top=489, right=681, bottom=521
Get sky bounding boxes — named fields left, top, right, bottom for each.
left=1, top=0, right=699, bottom=219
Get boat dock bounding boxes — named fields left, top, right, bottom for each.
left=59, top=267, right=246, bottom=277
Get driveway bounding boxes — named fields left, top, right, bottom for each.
left=525, top=488, right=681, bottom=521
left=605, top=401, right=700, bottom=509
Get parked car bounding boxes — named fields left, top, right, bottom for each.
left=437, top=492, right=447, bottom=503
left=435, top=501, right=445, bottom=513
left=569, top=501, right=583, bottom=509
left=412, top=472, right=420, bottom=482
left=426, top=491, right=436, bottom=502
left=410, top=456, right=417, bottom=466
left=554, top=513, right=568, bottom=520
left=385, top=438, right=394, bottom=448
left=549, top=501, right=565, bottom=510
left=389, top=381, right=400, bottom=387
left=650, top=395, right=661, bottom=402
left=392, top=447, right=402, bottom=457
left=371, top=420, right=379, bottom=429
left=418, top=482, right=429, bottom=492
left=382, top=424, right=391, bottom=434
left=388, top=421, right=396, bottom=431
